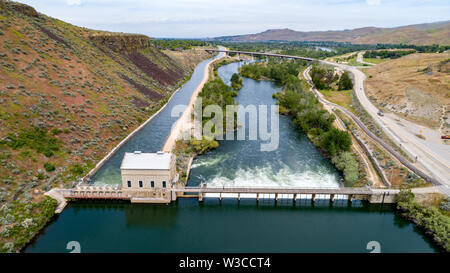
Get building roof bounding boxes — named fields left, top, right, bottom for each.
left=120, top=151, right=173, bottom=170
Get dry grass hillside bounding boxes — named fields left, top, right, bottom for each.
left=216, top=21, right=450, bottom=45
left=0, top=0, right=209, bottom=252
left=365, top=53, right=450, bottom=130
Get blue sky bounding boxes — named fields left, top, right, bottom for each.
left=16, top=0, right=450, bottom=38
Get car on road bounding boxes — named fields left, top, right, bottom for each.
left=377, top=111, right=384, bottom=117
left=441, top=135, right=450, bottom=140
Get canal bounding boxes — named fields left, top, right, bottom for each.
left=25, top=58, right=437, bottom=253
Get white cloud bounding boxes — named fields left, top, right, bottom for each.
left=67, top=0, right=81, bottom=6
left=366, top=0, right=381, bottom=5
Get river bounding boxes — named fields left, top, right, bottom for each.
left=24, top=58, right=437, bottom=253
left=188, top=61, right=340, bottom=189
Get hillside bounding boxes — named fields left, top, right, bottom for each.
left=215, top=21, right=450, bottom=45
left=365, top=53, right=450, bottom=130
left=0, top=0, right=209, bottom=252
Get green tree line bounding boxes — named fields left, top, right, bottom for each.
left=363, top=50, right=416, bottom=59
left=151, top=39, right=208, bottom=50
left=396, top=190, right=450, bottom=252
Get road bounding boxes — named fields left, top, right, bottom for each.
left=318, top=59, right=450, bottom=195
left=356, top=51, right=375, bottom=65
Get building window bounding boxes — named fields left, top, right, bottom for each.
left=162, top=181, right=166, bottom=188
left=139, top=181, right=143, bottom=188
left=151, top=181, right=154, bottom=188
left=127, top=181, right=131, bottom=187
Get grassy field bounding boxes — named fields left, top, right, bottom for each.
left=318, top=89, right=352, bottom=110
left=363, top=58, right=387, bottom=64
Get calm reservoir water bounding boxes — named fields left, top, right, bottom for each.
left=25, top=59, right=437, bottom=253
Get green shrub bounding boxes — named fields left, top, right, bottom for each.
left=43, top=162, right=55, bottom=172
left=70, top=163, right=85, bottom=176
left=230, top=73, right=243, bottom=90
left=51, top=128, right=62, bottom=135
left=0, top=197, right=57, bottom=253
left=188, top=138, right=219, bottom=155
left=5, top=127, right=62, bottom=157
left=332, top=151, right=359, bottom=186
left=338, top=72, right=353, bottom=90
left=320, top=128, right=352, bottom=155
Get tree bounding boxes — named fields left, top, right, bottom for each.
left=338, top=72, right=353, bottom=90
left=230, top=73, right=242, bottom=90
left=320, top=128, right=352, bottom=155
left=332, top=151, right=359, bottom=185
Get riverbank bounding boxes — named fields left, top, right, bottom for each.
left=395, top=190, right=450, bottom=252
left=162, top=51, right=226, bottom=153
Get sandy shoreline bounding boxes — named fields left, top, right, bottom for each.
left=162, top=51, right=226, bottom=152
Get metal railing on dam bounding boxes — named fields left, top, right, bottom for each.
left=173, top=186, right=373, bottom=195
left=53, top=184, right=400, bottom=204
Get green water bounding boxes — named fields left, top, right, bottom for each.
left=24, top=60, right=438, bottom=253
left=25, top=199, right=436, bottom=253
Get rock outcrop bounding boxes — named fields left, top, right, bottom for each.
left=89, top=33, right=153, bottom=53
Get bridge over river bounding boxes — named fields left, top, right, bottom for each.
left=204, top=48, right=316, bottom=62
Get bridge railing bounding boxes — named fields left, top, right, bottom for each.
left=175, top=186, right=374, bottom=194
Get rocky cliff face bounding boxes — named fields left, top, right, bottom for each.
left=1, top=0, right=38, bottom=17
left=89, top=33, right=153, bottom=53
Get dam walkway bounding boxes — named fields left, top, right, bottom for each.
left=46, top=184, right=422, bottom=206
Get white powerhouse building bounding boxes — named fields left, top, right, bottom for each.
left=120, top=151, right=177, bottom=203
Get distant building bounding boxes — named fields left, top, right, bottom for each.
left=120, top=151, right=177, bottom=203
